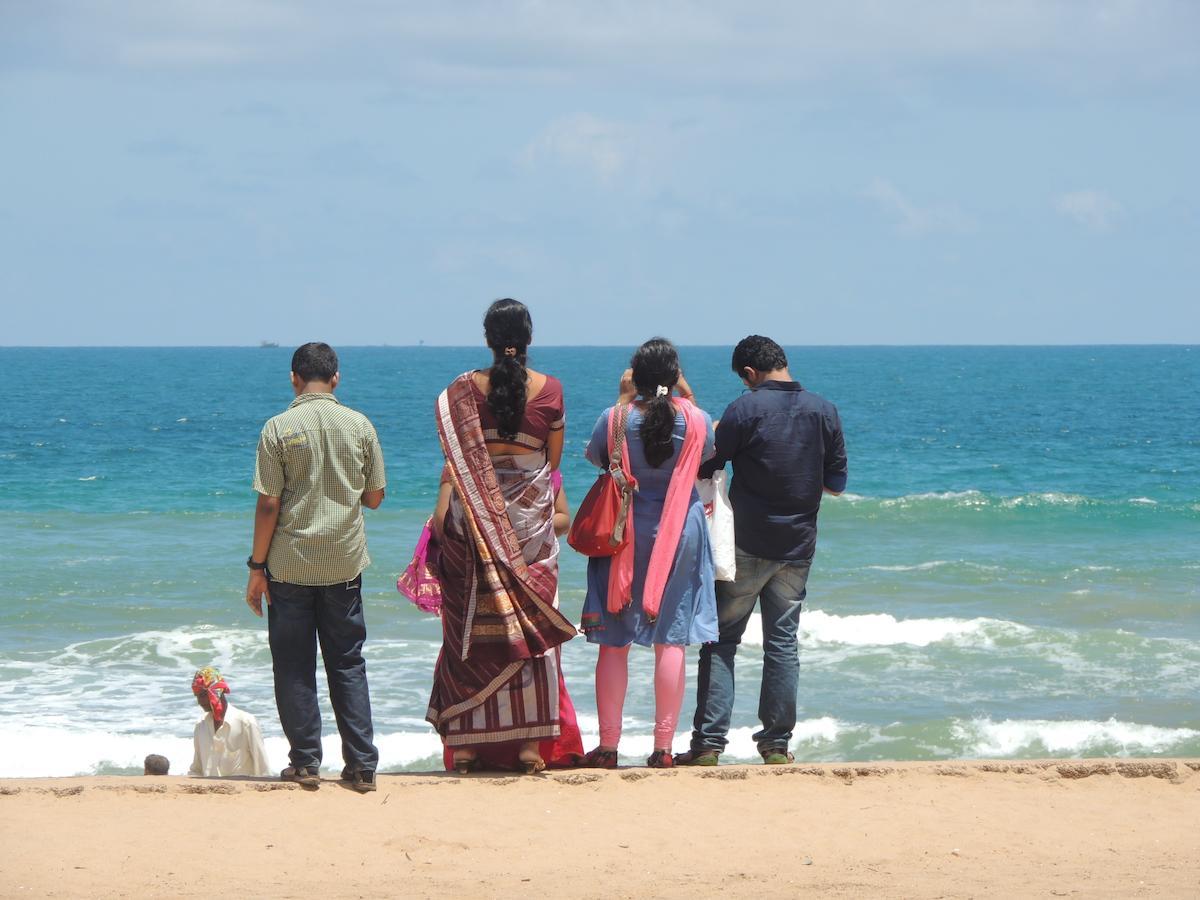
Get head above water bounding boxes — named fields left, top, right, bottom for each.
left=731, top=335, right=790, bottom=387
left=143, top=754, right=170, bottom=776
left=630, top=337, right=681, bottom=468
left=290, top=341, right=340, bottom=393
left=482, top=299, right=534, bottom=441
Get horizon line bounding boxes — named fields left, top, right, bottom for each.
left=2, top=343, right=1197, bottom=350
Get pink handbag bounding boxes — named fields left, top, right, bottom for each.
left=397, top=517, right=443, bottom=614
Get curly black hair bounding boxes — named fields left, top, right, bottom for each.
left=483, top=299, right=533, bottom=441
left=731, top=335, right=787, bottom=375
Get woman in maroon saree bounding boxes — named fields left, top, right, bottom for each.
left=427, top=299, right=583, bottom=773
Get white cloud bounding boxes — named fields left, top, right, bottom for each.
left=1054, top=189, right=1122, bottom=232
left=522, top=114, right=636, bottom=183
left=8, top=1, right=1199, bottom=88
left=864, top=179, right=973, bottom=237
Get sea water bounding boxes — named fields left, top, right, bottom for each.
left=0, top=345, right=1196, bottom=776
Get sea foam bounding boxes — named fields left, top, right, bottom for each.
left=740, top=610, right=1032, bottom=649
left=951, top=717, right=1200, bottom=758
left=0, top=717, right=851, bottom=776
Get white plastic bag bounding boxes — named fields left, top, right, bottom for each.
left=697, top=469, right=736, bottom=581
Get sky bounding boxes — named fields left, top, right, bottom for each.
left=2, top=1, right=1198, bottom=346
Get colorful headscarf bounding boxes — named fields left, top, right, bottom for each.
left=192, top=666, right=231, bottom=726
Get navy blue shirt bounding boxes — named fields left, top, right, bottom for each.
left=698, top=380, right=847, bottom=561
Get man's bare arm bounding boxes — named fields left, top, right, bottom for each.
left=361, top=488, right=385, bottom=509
left=246, top=494, right=280, bottom=617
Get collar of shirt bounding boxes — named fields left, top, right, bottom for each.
left=288, top=392, right=341, bottom=409
left=753, top=380, right=804, bottom=393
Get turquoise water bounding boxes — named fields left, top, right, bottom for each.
left=0, top=345, right=1197, bottom=776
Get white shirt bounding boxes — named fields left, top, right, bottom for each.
left=188, top=703, right=272, bottom=777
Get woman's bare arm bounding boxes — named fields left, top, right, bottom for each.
left=432, top=480, right=453, bottom=542
left=553, top=484, right=570, bottom=536
left=546, top=427, right=565, bottom=470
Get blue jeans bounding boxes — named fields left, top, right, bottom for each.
left=267, top=572, right=379, bottom=773
left=690, top=551, right=812, bottom=753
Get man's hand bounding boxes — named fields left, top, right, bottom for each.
left=246, top=570, right=271, bottom=617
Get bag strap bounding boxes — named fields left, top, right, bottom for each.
left=608, top=404, right=631, bottom=487
left=609, top=403, right=634, bottom=545
left=611, top=404, right=629, bottom=469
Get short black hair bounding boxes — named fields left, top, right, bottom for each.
left=144, top=754, right=170, bottom=775
left=291, top=342, right=339, bottom=383
left=731, top=335, right=788, bottom=374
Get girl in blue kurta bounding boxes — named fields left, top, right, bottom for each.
left=579, top=338, right=717, bottom=768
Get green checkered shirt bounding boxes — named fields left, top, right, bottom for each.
left=253, top=392, right=386, bottom=585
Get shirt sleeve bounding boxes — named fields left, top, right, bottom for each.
left=584, top=409, right=611, bottom=468
left=361, top=423, right=387, bottom=492
left=252, top=425, right=285, bottom=497
left=699, top=408, right=716, bottom=464
left=548, top=377, right=565, bottom=432
left=698, top=401, right=742, bottom=479
left=823, top=404, right=848, bottom=493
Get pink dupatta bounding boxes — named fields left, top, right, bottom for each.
left=606, top=397, right=707, bottom=620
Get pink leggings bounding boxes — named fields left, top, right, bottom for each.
left=595, top=644, right=687, bottom=751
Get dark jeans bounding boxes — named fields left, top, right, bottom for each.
left=690, top=551, right=812, bottom=753
left=267, top=572, right=379, bottom=773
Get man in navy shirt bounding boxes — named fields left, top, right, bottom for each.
left=677, top=335, right=847, bottom=765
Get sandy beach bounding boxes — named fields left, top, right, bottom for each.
left=2, top=759, right=1197, bottom=899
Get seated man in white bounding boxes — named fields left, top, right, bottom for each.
left=188, top=666, right=272, bottom=777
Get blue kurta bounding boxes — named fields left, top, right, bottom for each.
left=581, top=404, right=718, bottom=647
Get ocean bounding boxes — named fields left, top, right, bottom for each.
left=1, top=345, right=1197, bottom=777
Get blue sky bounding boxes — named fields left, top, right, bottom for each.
left=2, top=1, right=1198, bottom=345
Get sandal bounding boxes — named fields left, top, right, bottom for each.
left=673, top=748, right=720, bottom=767
left=646, top=749, right=675, bottom=769
left=760, top=747, right=795, bottom=765
left=452, top=751, right=482, bottom=775
left=581, top=747, right=619, bottom=769
left=518, top=744, right=546, bottom=775
left=281, top=765, right=321, bottom=788
left=340, top=767, right=377, bottom=793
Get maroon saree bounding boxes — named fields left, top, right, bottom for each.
left=426, top=374, right=581, bottom=759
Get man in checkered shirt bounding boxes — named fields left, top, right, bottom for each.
left=246, top=341, right=386, bottom=793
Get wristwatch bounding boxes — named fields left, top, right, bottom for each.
left=247, top=556, right=267, bottom=571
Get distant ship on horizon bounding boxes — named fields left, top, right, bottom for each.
left=259, top=341, right=279, bottom=348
